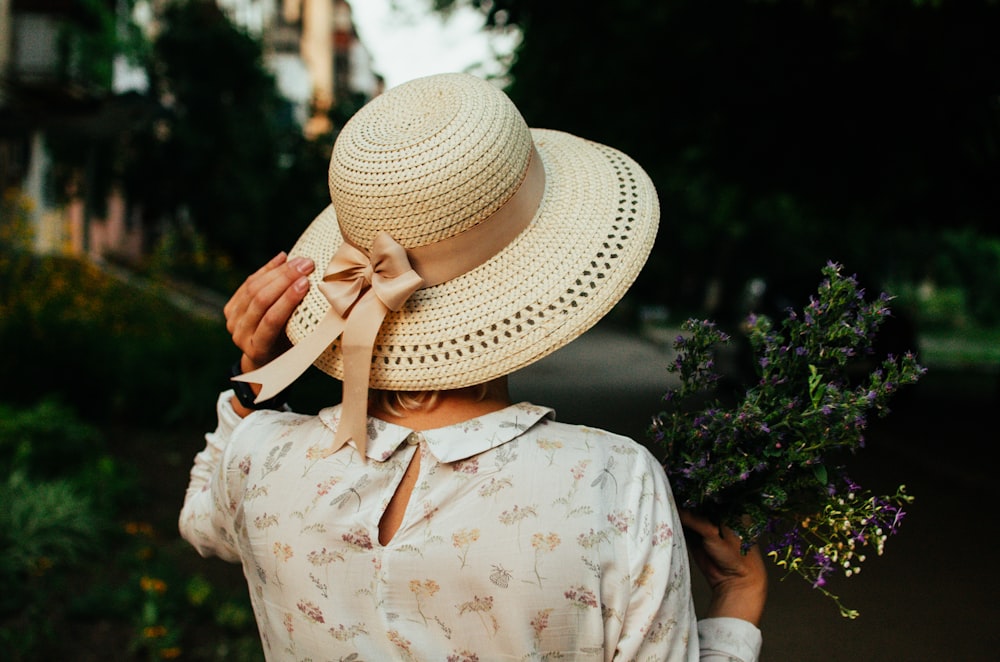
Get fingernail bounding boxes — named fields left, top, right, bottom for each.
left=293, top=276, right=310, bottom=293
left=290, top=257, right=314, bottom=274
left=271, top=251, right=288, bottom=265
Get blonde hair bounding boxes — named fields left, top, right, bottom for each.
left=369, top=390, right=443, bottom=417
left=369, top=379, right=504, bottom=418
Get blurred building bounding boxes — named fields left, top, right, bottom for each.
left=0, top=0, right=382, bottom=261
left=217, top=0, right=382, bottom=137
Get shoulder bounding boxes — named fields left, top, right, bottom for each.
left=237, top=407, right=317, bottom=431
left=531, top=418, right=662, bottom=465
left=525, top=419, right=681, bottom=548
left=229, top=408, right=333, bottom=453
left=520, top=417, right=671, bottom=501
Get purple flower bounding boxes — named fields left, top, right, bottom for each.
left=651, top=263, right=923, bottom=618
left=812, top=552, right=835, bottom=588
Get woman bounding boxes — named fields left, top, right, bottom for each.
left=180, top=73, right=765, bottom=660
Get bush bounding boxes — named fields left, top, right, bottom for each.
left=0, top=399, right=103, bottom=478
left=933, top=230, right=1000, bottom=327
left=0, top=188, right=34, bottom=251
left=881, top=228, right=1000, bottom=334
left=0, top=398, right=134, bottom=658
left=0, top=251, right=232, bottom=426
left=0, top=472, right=102, bottom=601
left=0, top=396, right=261, bottom=660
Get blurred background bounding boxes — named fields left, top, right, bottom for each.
left=1, top=0, right=997, bottom=659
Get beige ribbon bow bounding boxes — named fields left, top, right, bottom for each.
left=234, top=231, right=424, bottom=457
left=235, top=146, right=546, bottom=459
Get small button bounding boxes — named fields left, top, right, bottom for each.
left=406, top=432, right=423, bottom=446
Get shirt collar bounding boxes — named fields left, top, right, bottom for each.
left=318, top=402, right=554, bottom=463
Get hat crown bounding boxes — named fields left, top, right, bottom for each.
left=329, top=73, right=534, bottom=250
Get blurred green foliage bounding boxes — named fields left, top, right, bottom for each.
left=0, top=398, right=131, bottom=658
left=120, top=0, right=333, bottom=283
left=932, top=231, right=1000, bottom=327
left=0, top=250, right=231, bottom=427
left=0, top=396, right=261, bottom=660
left=52, top=0, right=148, bottom=96
left=122, top=0, right=287, bottom=269
left=0, top=472, right=104, bottom=657
left=31, top=0, right=335, bottom=291
left=887, top=229, right=1000, bottom=329
left=0, top=188, right=34, bottom=251
left=443, top=0, right=1000, bottom=324
left=0, top=399, right=103, bottom=479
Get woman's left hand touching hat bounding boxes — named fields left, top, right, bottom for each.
left=225, top=252, right=315, bottom=374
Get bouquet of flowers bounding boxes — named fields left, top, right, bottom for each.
left=649, top=262, right=925, bottom=618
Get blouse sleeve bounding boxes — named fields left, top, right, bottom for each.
left=697, top=618, right=762, bottom=661
left=178, top=390, right=247, bottom=563
left=613, top=448, right=700, bottom=661
left=613, top=447, right=763, bottom=662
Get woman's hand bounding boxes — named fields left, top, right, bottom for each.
left=680, top=509, right=768, bottom=627
left=224, top=252, right=315, bottom=374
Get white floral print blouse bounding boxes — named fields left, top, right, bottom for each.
left=180, top=391, right=762, bottom=661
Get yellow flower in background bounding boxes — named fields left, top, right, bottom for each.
left=125, top=521, right=155, bottom=537
left=140, top=576, right=168, bottom=594
left=143, top=625, right=168, bottom=639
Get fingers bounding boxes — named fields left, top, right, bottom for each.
left=703, top=541, right=768, bottom=624
left=224, top=252, right=288, bottom=334
left=249, top=266, right=312, bottom=361
left=679, top=509, right=757, bottom=581
left=225, top=253, right=315, bottom=368
left=679, top=510, right=768, bottom=624
left=679, top=509, right=726, bottom=539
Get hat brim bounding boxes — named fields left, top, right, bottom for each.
left=284, top=128, right=659, bottom=391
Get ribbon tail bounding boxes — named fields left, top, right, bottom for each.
left=330, top=293, right=388, bottom=458
left=233, top=313, right=347, bottom=403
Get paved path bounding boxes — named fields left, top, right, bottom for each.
left=509, top=321, right=998, bottom=661
left=510, top=321, right=679, bottom=442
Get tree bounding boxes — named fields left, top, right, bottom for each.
left=124, top=0, right=316, bottom=280
left=434, top=0, right=1000, bottom=321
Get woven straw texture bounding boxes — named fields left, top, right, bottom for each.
left=285, top=73, right=659, bottom=391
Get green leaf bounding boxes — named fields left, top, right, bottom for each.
left=808, top=364, right=826, bottom=407
left=812, top=464, right=828, bottom=485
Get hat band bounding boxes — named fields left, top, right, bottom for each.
left=234, top=145, right=546, bottom=458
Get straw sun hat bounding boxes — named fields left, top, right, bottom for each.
left=237, top=72, right=658, bottom=451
